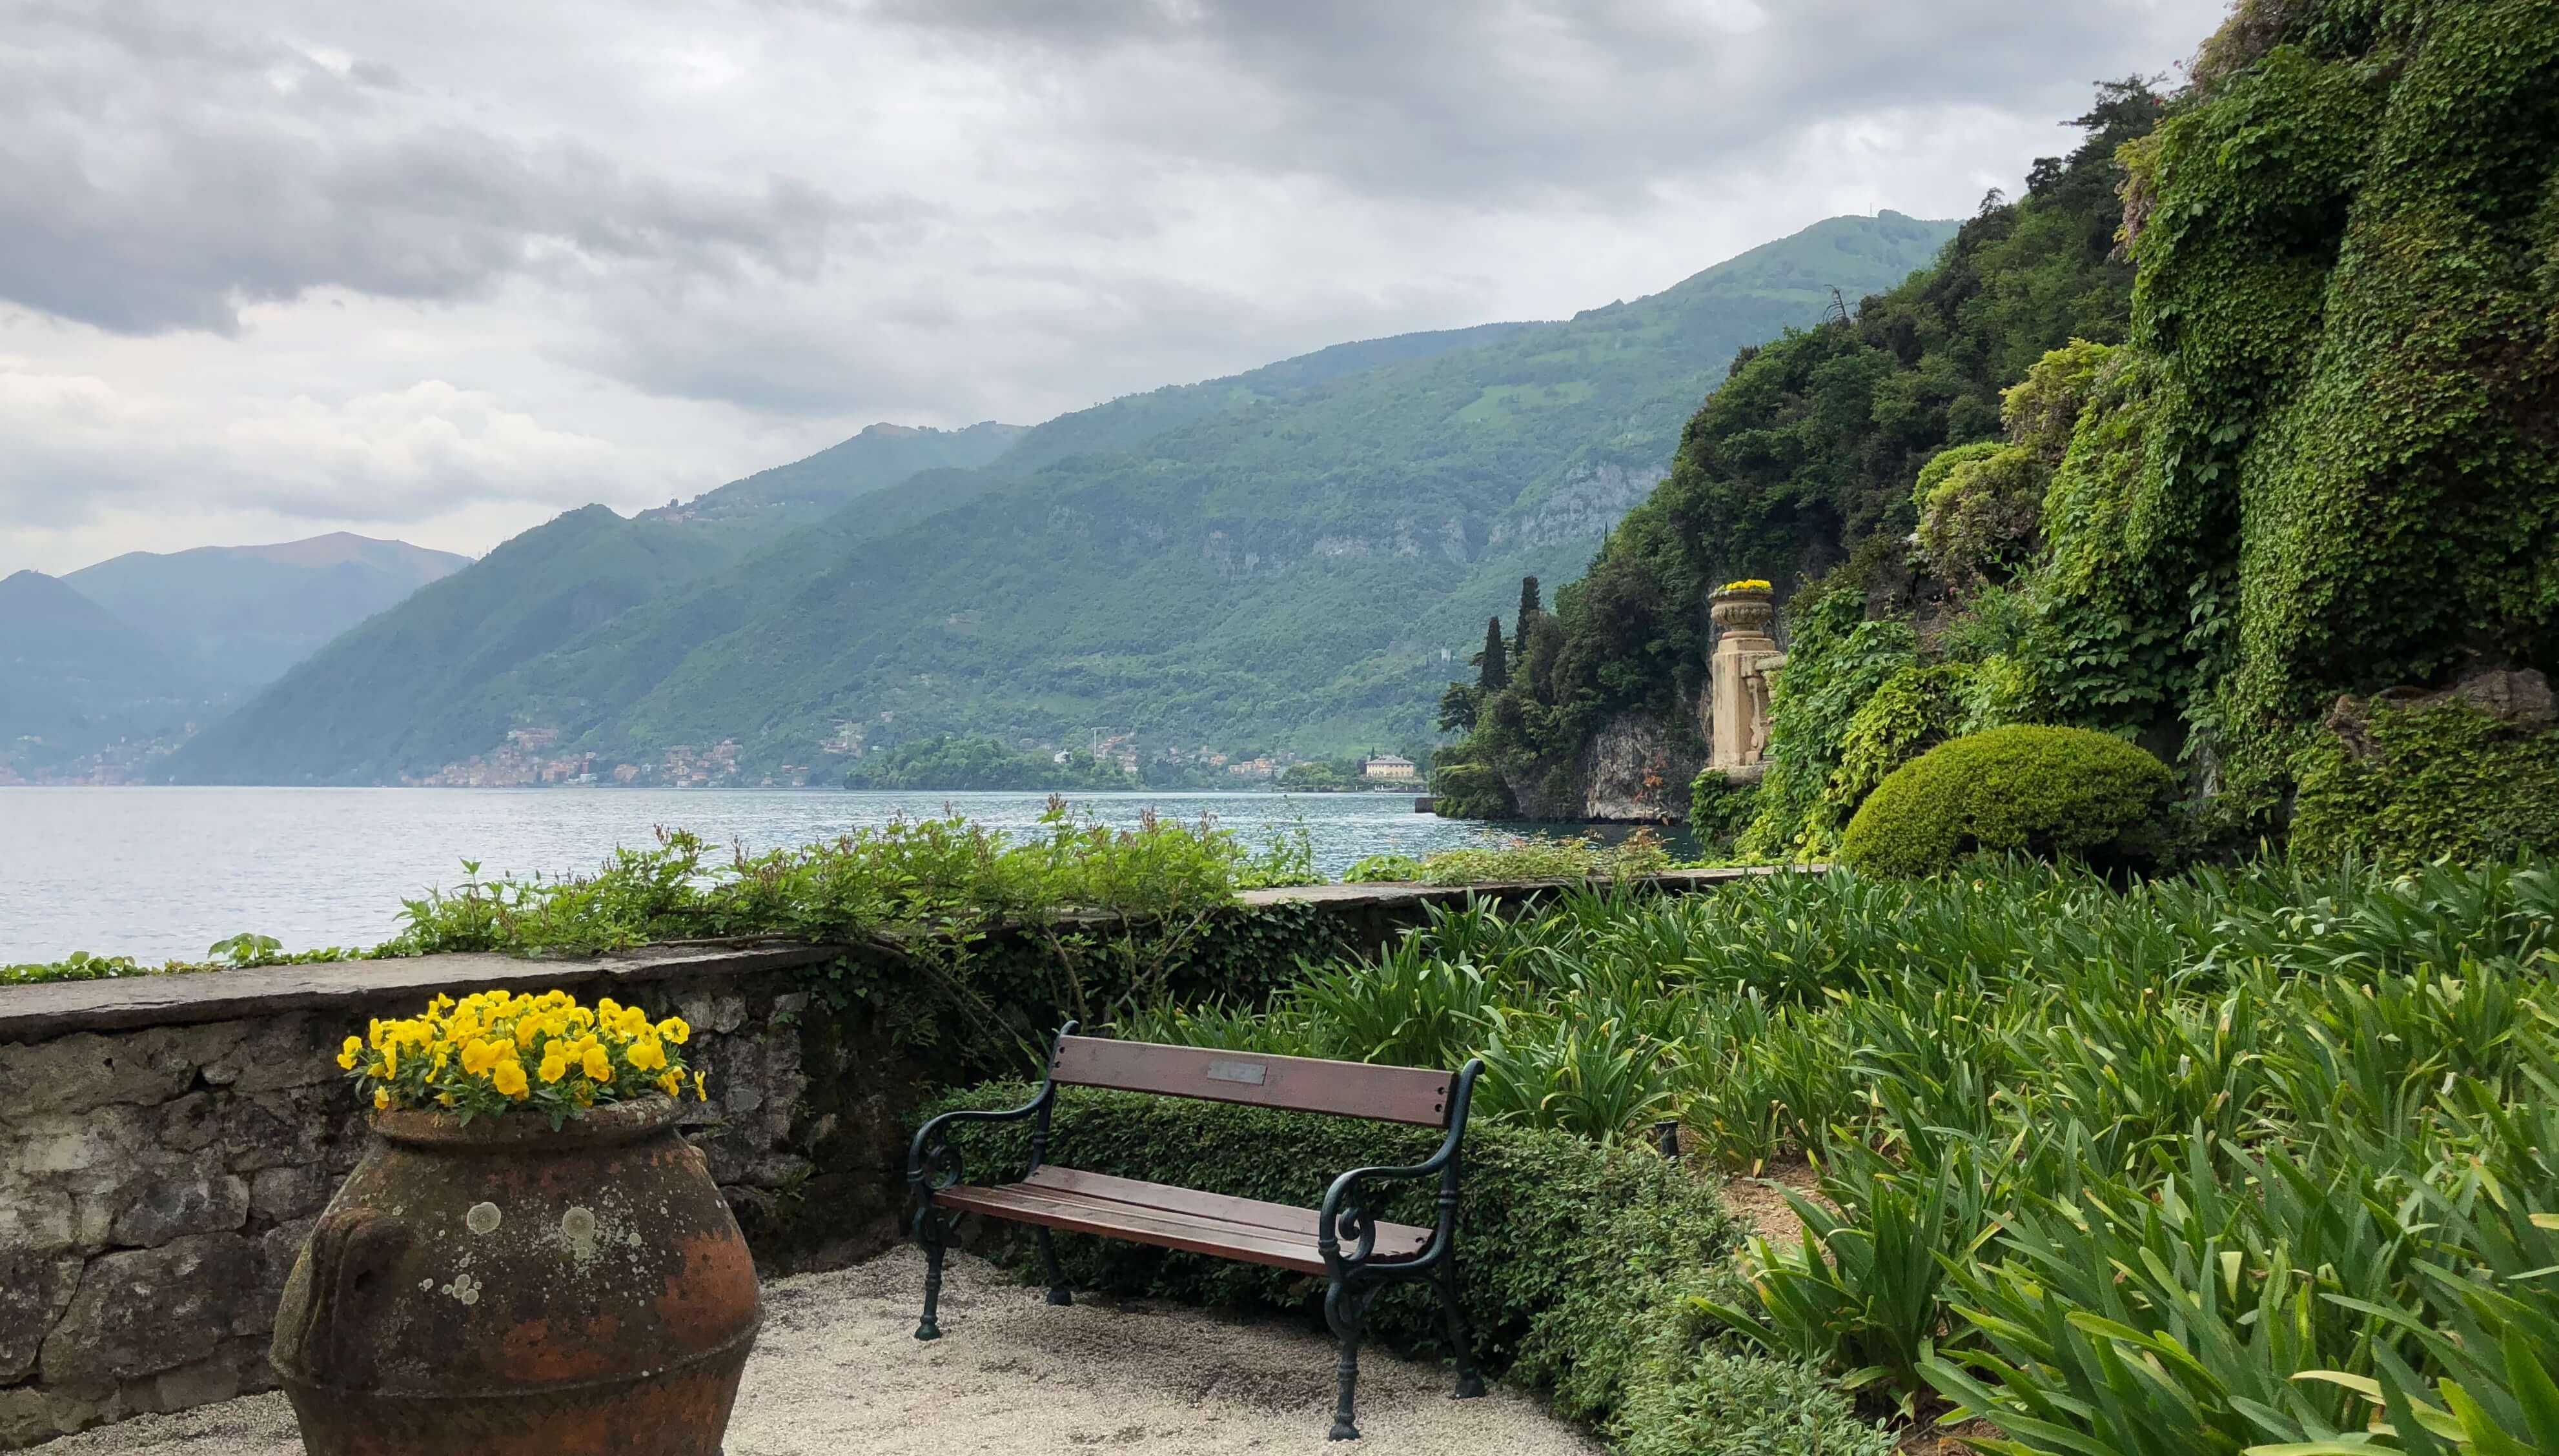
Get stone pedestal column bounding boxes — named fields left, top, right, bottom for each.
left=1707, top=587, right=1786, bottom=783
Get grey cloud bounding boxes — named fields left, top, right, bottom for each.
left=868, top=0, right=2191, bottom=205
left=0, top=5, right=853, bottom=334
left=571, top=254, right=1500, bottom=422
left=0, top=0, right=2226, bottom=569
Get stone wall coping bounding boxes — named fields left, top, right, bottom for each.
left=1, top=867, right=1809, bottom=1046
left=0, top=941, right=845, bottom=1045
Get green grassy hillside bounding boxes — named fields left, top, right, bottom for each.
left=172, top=212, right=1955, bottom=784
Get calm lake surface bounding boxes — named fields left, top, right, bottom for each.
left=0, top=787, right=1631, bottom=965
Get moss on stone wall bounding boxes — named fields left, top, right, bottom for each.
left=2291, top=698, right=2559, bottom=865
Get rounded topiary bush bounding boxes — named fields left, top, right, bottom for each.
left=1838, top=725, right=2176, bottom=876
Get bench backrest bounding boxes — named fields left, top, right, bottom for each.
left=1049, top=1034, right=1459, bottom=1127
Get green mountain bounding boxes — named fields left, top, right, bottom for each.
left=636, top=421, right=1026, bottom=536
left=0, top=570, right=207, bottom=777
left=64, top=532, right=470, bottom=687
left=165, top=508, right=746, bottom=784
left=170, top=212, right=1957, bottom=786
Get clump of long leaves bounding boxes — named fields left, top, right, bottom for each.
left=1124, top=855, right=2559, bottom=1451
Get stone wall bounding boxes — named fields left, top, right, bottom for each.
left=0, top=943, right=868, bottom=1448
left=0, top=871, right=1782, bottom=1447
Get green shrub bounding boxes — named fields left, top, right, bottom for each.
left=924, top=1084, right=1746, bottom=1428
left=1613, top=1313, right=1895, bottom=1456
left=2291, top=698, right=2559, bottom=867
left=1838, top=725, right=2177, bottom=876
left=1913, top=443, right=2046, bottom=589
left=1431, top=758, right=1520, bottom=819
left=1823, top=663, right=1973, bottom=822
left=1342, top=853, right=1428, bottom=882
left=1687, top=771, right=1759, bottom=851
left=1387, top=831, right=1675, bottom=887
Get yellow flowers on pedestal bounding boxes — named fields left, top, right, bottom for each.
left=343, top=988, right=706, bottom=1128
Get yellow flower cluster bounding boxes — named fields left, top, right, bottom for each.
left=1718, top=578, right=1774, bottom=594
left=340, top=987, right=706, bottom=1125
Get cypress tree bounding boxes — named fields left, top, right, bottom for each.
left=1477, top=616, right=1509, bottom=691
left=1513, top=576, right=1541, bottom=656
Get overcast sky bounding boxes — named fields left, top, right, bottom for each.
left=1, top=0, right=2227, bottom=575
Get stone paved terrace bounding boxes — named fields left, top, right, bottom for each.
left=34, top=1249, right=1602, bottom=1455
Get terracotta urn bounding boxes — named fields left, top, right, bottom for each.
left=270, top=1095, right=760, bottom=1456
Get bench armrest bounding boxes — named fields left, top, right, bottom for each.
left=1319, top=1058, right=1482, bottom=1277
left=908, top=1021, right=1077, bottom=1202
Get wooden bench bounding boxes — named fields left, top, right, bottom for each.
left=906, top=1021, right=1487, bottom=1441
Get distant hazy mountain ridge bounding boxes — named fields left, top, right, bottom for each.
left=0, top=569, right=205, bottom=782
left=66, top=532, right=470, bottom=686
left=168, top=212, right=1960, bottom=787
left=3, top=534, right=483, bottom=782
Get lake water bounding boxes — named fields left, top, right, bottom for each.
left=0, top=787, right=1626, bottom=965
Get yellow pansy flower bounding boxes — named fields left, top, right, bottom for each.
left=374, top=1087, right=392, bottom=1110
left=657, top=1070, right=682, bottom=1097
left=657, top=1017, right=691, bottom=1046
left=627, top=1036, right=667, bottom=1073
left=460, top=1038, right=505, bottom=1077
left=582, top=1044, right=614, bottom=1083
left=491, top=1058, right=529, bottom=1099
left=336, top=1036, right=363, bottom=1071
left=538, top=1050, right=571, bottom=1084
left=693, top=1070, right=708, bottom=1102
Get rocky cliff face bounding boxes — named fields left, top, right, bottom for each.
left=1578, top=711, right=1700, bottom=822
left=1495, top=707, right=1702, bottom=823
left=1489, top=461, right=1664, bottom=551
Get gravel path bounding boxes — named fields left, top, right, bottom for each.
left=41, top=1246, right=1601, bottom=1455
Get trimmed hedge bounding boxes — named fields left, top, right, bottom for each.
left=1838, top=725, right=2176, bottom=877
left=924, top=1085, right=1890, bottom=1453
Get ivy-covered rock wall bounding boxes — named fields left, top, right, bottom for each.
left=1445, top=4, right=2559, bottom=862
left=2044, top=0, right=2559, bottom=821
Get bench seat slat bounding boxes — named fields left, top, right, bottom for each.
left=1020, top=1167, right=1334, bottom=1240
left=937, top=1168, right=1431, bottom=1276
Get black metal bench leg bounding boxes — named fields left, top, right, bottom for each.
left=915, top=1208, right=947, bottom=1341
left=1324, top=1280, right=1365, bottom=1441
left=1037, top=1226, right=1073, bottom=1306
left=1437, top=1260, right=1483, bottom=1398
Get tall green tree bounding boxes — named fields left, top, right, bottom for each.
left=1476, top=616, right=1509, bottom=691
left=1513, top=576, right=1542, bottom=658
left=1436, top=682, right=1480, bottom=734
